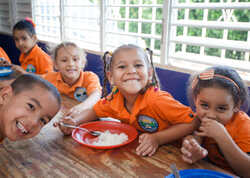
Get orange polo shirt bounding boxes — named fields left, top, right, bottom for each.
left=0, top=47, right=11, bottom=63
left=19, top=44, right=53, bottom=74
left=94, top=87, right=194, bottom=132
left=203, top=111, right=250, bottom=172
left=43, top=71, right=102, bottom=102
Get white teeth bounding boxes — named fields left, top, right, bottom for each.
left=16, top=121, right=28, bottom=134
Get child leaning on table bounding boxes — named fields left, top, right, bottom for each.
left=12, top=18, right=53, bottom=74
left=58, top=44, right=199, bottom=156
left=0, top=47, right=11, bottom=64
left=181, top=66, right=250, bottom=177
left=0, top=74, right=61, bottom=143
left=43, top=42, right=102, bottom=123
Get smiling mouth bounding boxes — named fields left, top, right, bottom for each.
left=16, top=121, right=28, bottom=134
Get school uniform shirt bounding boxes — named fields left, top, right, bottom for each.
left=19, top=44, right=53, bottom=74
left=94, top=87, right=195, bottom=132
left=203, top=111, right=250, bottom=172
left=0, top=47, right=11, bottom=63
left=43, top=71, right=102, bottom=102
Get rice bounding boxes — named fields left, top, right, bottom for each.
left=92, top=130, right=128, bottom=146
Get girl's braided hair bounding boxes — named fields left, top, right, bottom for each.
left=102, top=44, right=160, bottom=99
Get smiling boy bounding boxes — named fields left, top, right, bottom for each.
left=0, top=74, right=61, bottom=142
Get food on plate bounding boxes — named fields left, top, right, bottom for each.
left=92, top=130, right=128, bottom=146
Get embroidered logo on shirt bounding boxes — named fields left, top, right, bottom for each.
left=26, top=64, right=36, bottom=73
left=74, top=87, right=87, bottom=102
left=137, top=115, right=159, bottom=132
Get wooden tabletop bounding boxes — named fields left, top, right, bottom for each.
left=0, top=95, right=236, bottom=178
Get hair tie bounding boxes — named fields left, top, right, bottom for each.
left=191, top=69, right=240, bottom=92
left=25, top=17, right=36, bottom=28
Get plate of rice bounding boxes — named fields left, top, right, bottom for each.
left=72, top=121, right=138, bottom=149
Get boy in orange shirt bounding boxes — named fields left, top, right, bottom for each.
left=58, top=44, right=198, bottom=156
left=43, top=42, right=102, bottom=123
left=12, top=18, right=53, bottom=74
left=0, top=74, right=61, bottom=143
left=0, top=47, right=11, bottom=64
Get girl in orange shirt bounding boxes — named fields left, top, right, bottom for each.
left=58, top=44, right=199, bottom=156
left=181, top=66, right=250, bottom=177
left=43, top=42, right=102, bottom=122
left=0, top=47, right=11, bottom=64
left=12, top=18, right=53, bottom=74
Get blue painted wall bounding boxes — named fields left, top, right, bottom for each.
left=1, top=33, right=249, bottom=115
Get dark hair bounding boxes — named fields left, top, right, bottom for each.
left=187, top=65, right=249, bottom=111
left=11, top=74, right=61, bottom=106
left=102, top=44, right=160, bottom=97
left=13, top=19, right=36, bottom=36
left=53, top=42, right=86, bottom=63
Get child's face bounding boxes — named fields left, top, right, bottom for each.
left=13, top=30, right=36, bottom=54
left=55, top=45, right=86, bottom=85
left=108, top=48, right=152, bottom=96
left=195, top=87, right=237, bottom=125
left=0, top=85, right=60, bottom=141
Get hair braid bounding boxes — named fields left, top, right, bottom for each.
left=146, top=48, right=160, bottom=88
left=102, top=51, right=110, bottom=97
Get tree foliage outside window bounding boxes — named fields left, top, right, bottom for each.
left=116, top=0, right=249, bottom=61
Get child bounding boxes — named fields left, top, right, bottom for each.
left=181, top=66, right=250, bottom=177
left=43, top=42, right=102, bottom=121
left=12, top=18, right=53, bottom=74
left=58, top=44, right=198, bottom=156
left=0, top=73, right=61, bottom=143
left=0, top=47, right=11, bottom=64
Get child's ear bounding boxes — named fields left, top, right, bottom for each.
left=54, top=61, right=59, bottom=71
left=106, top=71, right=114, bottom=85
left=0, top=86, right=13, bottom=105
left=148, top=67, right=153, bottom=81
left=32, top=34, right=38, bottom=42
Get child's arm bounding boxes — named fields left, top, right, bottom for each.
left=57, top=108, right=98, bottom=136
left=136, top=119, right=199, bottom=156
left=65, top=90, right=101, bottom=118
left=196, top=118, right=250, bottom=177
left=181, top=134, right=207, bottom=164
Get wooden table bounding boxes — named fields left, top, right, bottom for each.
left=0, top=96, right=236, bottom=178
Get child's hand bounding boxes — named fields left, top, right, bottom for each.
left=65, top=105, right=83, bottom=119
left=11, top=64, right=27, bottom=74
left=181, top=136, right=207, bottom=164
left=136, top=133, right=159, bottom=156
left=54, top=116, right=77, bottom=136
left=195, top=117, right=226, bottom=139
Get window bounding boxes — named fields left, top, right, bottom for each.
left=165, top=0, right=250, bottom=75
left=0, top=0, right=11, bottom=33
left=31, top=0, right=250, bottom=78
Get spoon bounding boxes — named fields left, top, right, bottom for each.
left=60, top=123, right=102, bottom=136
left=170, top=164, right=181, bottom=178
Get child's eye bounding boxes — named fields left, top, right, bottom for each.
left=28, top=103, right=35, bottom=111
left=21, top=37, right=27, bottom=41
left=73, top=57, right=79, bottom=61
left=40, top=117, right=48, bottom=125
left=118, top=65, right=125, bottom=69
left=200, top=103, right=208, bottom=109
left=135, top=64, right=144, bottom=68
left=217, top=106, right=227, bottom=112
